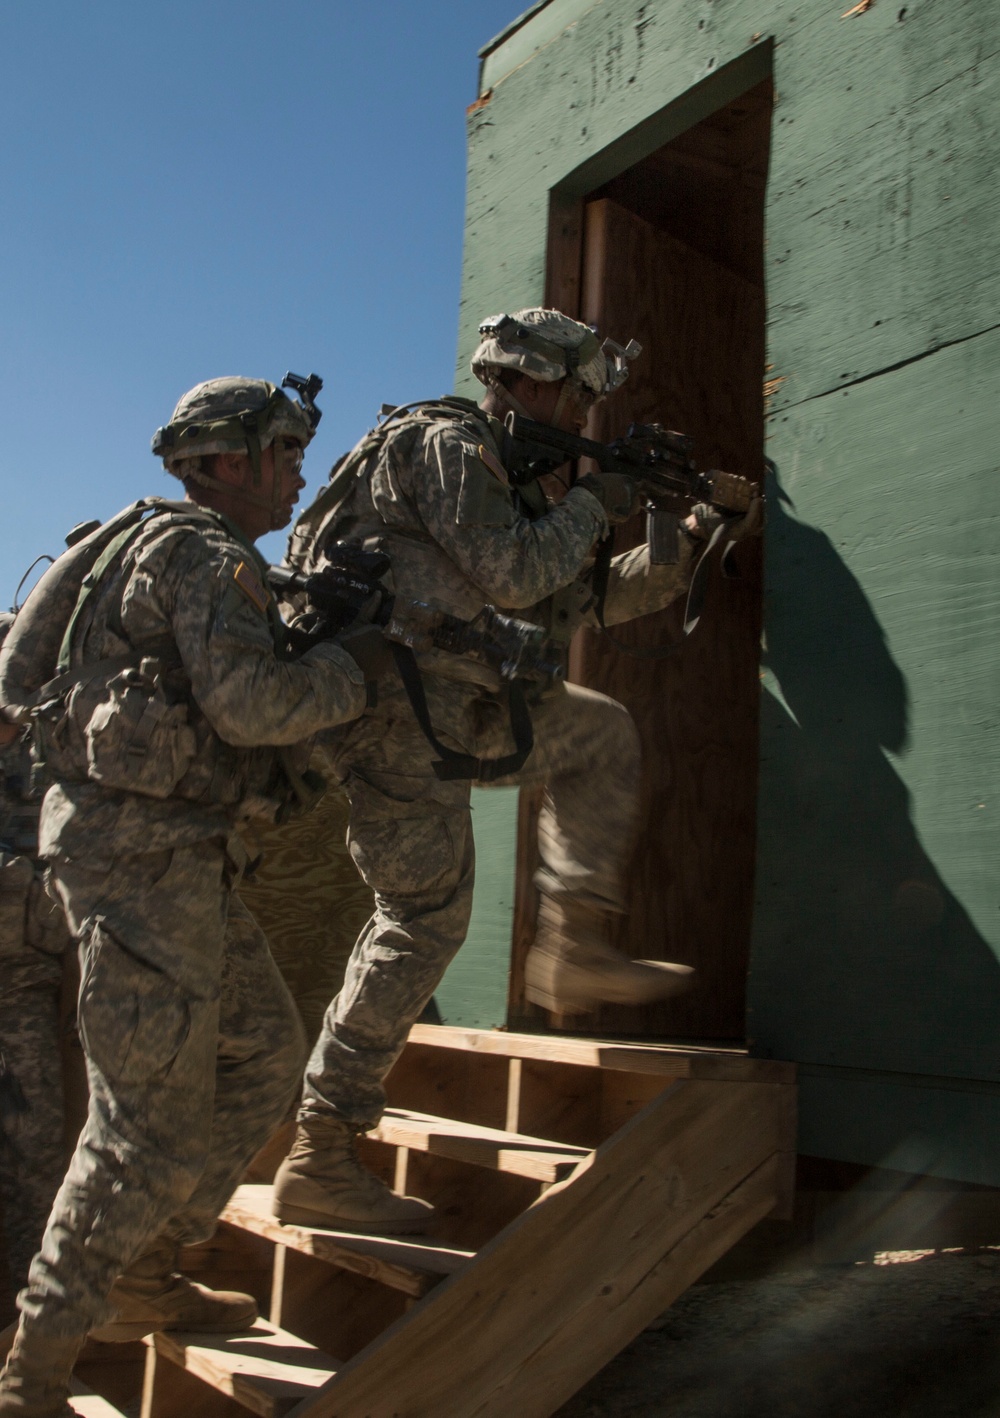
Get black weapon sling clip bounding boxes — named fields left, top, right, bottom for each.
left=389, top=642, right=534, bottom=782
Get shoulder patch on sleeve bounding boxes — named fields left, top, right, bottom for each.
left=457, top=445, right=518, bottom=528
left=232, top=560, right=272, bottom=615
left=477, top=444, right=510, bottom=487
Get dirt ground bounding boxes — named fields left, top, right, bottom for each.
left=556, top=1249, right=1000, bottom=1418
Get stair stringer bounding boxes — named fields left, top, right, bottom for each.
left=286, top=1075, right=793, bottom=1418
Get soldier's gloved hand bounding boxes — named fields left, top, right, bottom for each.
left=575, top=472, right=640, bottom=525
left=334, top=624, right=394, bottom=682
left=683, top=493, right=765, bottom=543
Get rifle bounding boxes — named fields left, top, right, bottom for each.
left=268, top=544, right=563, bottom=683
left=498, top=413, right=756, bottom=565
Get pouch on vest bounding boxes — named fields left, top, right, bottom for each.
left=38, top=658, right=197, bottom=800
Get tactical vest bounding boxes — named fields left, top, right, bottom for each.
left=0, top=501, right=303, bottom=816
left=285, top=399, right=590, bottom=653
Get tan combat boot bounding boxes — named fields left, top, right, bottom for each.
left=0, top=1323, right=81, bottom=1418
left=89, top=1235, right=257, bottom=1342
left=524, top=896, right=695, bottom=1014
left=272, top=1114, right=435, bottom=1234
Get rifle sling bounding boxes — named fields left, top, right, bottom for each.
left=389, top=642, right=534, bottom=783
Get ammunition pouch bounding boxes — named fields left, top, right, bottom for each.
left=36, top=659, right=197, bottom=801
left=35, top=658, right=308, bottom=822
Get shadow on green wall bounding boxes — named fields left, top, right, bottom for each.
left=748, top=466, right=1000, bottom=1086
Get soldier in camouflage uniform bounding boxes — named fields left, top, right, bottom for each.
left=0, top=615, right=75, bottom=1326
left=0, top=376, right=386, bottom=1417
left=272, top=309, right=763, bottom=1235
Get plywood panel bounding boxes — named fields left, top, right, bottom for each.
left=751, top=327, right=1000, bottom=1083
left=569, top=197, right=765, bottom=1039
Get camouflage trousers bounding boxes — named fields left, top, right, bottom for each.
left=0, top=856, right=74, bottom=1311
left=301, top=676, right=641, bottom=1131
left=18, top=838, right=305, bottom=1340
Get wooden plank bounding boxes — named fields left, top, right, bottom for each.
left=74, top=1337, right=147, bottom=1415
left=271, top=1247, right=407, bottom=1363
left=510, top=1058, right=603, bottom=1148
left=397, top=1152, right=544, bottom=1251
left=222, top=1186, right=471, bottom=1299
left=545, top=191, right=584, bottom=326
left=406, top=1023, right=795, bottom=1082
left=472, top=1154, right=782, bottom=1417
left=294, top=1078, right=789, bottom=1417
left=370, top=1108, right=590, bottom=1184
left=147, top=1323, right=339, bottom=1418
left=384, top=1043, right=509, bottom=1132
left=68, top=1380, right=127, bottom=1418
left=141, top=1345, right=247, bottom=1418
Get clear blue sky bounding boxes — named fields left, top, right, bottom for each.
left=0, top=1, right=526, bottom=605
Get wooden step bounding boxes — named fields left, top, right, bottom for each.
left=68, top=1379, right=128, bottom=1418
left=143, top=1321, right=338, bottom=1418
left=371, top=1107, right=591, bottom=1183
left=293, top=1076, right=793, bottom=1418
left=221, top=1184, right=473, bottom=1298
left=407, top=1023, right=796, bottom=1081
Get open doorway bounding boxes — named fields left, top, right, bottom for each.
left=509, top=77, right=773, bottom=1042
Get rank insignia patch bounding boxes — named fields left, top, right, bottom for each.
left=232, top=560, right=271, bottom=614
left=478, top=444, right=510, bottom=487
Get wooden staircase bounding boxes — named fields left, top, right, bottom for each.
left=83, top=1024, right=796, bottom=1418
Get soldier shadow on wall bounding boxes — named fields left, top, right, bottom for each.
left=748, top=465, right=1000, bottom=1122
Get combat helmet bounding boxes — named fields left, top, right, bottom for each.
left=151, top=372, right=323, bottom=527
left=471, top=308, right=641, bottom=408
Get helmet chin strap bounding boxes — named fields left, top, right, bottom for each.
left=551, top=381, right=578, bottom=426
left=486, top=374, right=535, bottom=420
left=180, top=455, right=282, bottom=525
left=488, top=371, right=597, bottom=428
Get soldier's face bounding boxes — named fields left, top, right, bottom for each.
left=259, top=437, right=307, bottom=530
left=521, top=377, right=592, bottom=434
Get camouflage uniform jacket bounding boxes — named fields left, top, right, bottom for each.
left=288, top=400, right=699, bottom=687
left=0, top=613, right=41, bottom=861
left=39, top=504, right=367, bottom=865
left=0, top=730, right=40, bottom=868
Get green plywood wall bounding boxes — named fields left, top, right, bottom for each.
left=434, top=787, right=518, bottom=1028
left=455, top=0, right=1000, bottom=1180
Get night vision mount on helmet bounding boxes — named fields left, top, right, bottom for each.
left=151, top=372, right=324, bottom=528
left=471, top=308, right=640, bottom=412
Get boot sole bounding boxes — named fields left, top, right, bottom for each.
left=90, top=1313, right=258, bottom=1343
left=525, top=967, right=694, bottom=1014
left=272, top=1200, right=433, bottom=1235
left=524, top=981, right=593, bottom=1014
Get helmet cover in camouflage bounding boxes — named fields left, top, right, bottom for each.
left=153, top=377, right=316, bottom=477
left=471, top=308, right=641, bottom=400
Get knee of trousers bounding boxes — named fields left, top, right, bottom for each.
left=349, top=804, right=474, bottom=917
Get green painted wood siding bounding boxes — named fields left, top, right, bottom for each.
left=452, top=0, right=1000, bottom=1184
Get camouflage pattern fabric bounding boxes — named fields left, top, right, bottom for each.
left=290, top=405, right=699, bottom=1133
left=300, top=674, right=641, bottom=1132
left=238, top=770, right=373, bottom=1044
left=0, top=720, right=75, bottom=1314
left=15, top=500, right=364, bottom=1344
left=28, top=504, right=368, bottom=864
left=19, top=841, right=304, bottom=1338
left=0, top=865, right=73, bottom=1312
